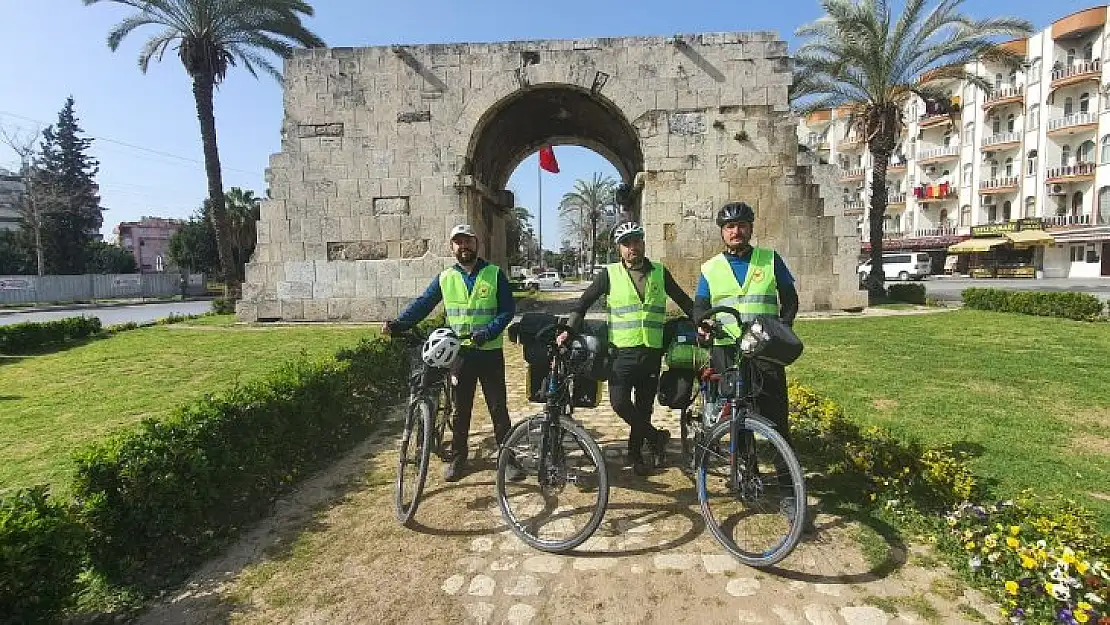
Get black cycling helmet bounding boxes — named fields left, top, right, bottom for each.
left=715, top=201, right=755, bottom=227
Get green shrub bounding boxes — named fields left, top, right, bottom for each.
left=887, top=283, right=926, bottom=305
left=211, top=297, right=236, bottom=315
left=72, top=336, right=407, bottom=588
left=0, top=316, right=103, bottom=354
left=0, top=486, right=87, bottom=623
left=962, top=288, right=1105, bottom=321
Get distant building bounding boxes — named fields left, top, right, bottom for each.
left=114, top=217, right=186, bottom=273
left=0, top=167, right=24, bottom=233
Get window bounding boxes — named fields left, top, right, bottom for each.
left=1064, top=97, right=1074, bottom=117
left=1006, top=113, right=1015, bottom=133
left=1027, top=149, right=1038, bottom=175
left=1102, top=136, right=1110, bottom=163
left=960, top=204, right=971, bottom=226
left=1100, top=186, right=1110, bottom=225
left=990, top=159, right=999, bottom=179
left=1083, top=42, right=1094, bottom=61
left=964, top=122, right=974, bottom=143
left=988, top=204, right=998, bottom=222
left=1078, top=140, right=1096, bottom=164
left=1062, top=145, right=1072, bottom=167
left=991, top=115, right=1001, bottom=134
left=1024, top=196, right=1036, bottom=218
left=1002, top=200, right=1012, bottom=222
left=943, top=129, right=953, bottom=147
left=1071, top=245, right=1085, bottom=262
left=962, top=163, right=973, bottom=186
left=1104, top=86, right=1110, bottom=111
left=994, top=73, right=1003, bottom=90
left=1009, top=70, right=1018, bottom=88
left=1067, top=48, right=1076, bottom=65
left=1027, top=104, right=1039, bottom=130
left=1030, top=57, right=1042, bottom=83
left=1080, top=93, right=1090, bottom=114
left=1072, top=191, right=1084, bottom=216
left=1005, top=157, right=1014, bottom=177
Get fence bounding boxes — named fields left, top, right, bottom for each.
left=0, top=273, right=208, bottom=306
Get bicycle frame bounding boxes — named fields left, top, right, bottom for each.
left=535, top=329, right=577, bottom=491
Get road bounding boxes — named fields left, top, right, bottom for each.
left=0, top=300, right=215, bottom=327
left=918, top=276, right=1110, bottom=302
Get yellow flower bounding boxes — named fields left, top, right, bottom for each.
left=965, top=541, right=976, bottom=551
left=1062, top=547, right=1077, bottom=565
left=1078, top=602, right=1092, bottom=611
left=1006, top=536, right=1020, bottom=548
left=1004, top=580, right=1018, bottom=595
left=1077, top=560, right=1090, bottom=575
left=1075, top=611, right=1089, bottom=623
left=1010, top=525, right=1021, bottom=535
left=1021, top=555, right=1038, bottom=569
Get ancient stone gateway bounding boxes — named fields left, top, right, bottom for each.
left=238, top=33, right=865, bottom=322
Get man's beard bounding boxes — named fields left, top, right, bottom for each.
left=455, top=249, right=476, bottom=264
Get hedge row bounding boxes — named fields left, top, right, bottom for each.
left=962, top=288, right=1105, bottom=321
left=0, top=316, right=102, bottom=354
left=0, top=335, right=408, bottom=622
left=886, top=283, right=926, bottom=305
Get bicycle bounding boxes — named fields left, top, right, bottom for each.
left=495, top=323, right=610, bottom=553
left=684, top=306, right=807, bottom=567
left=392, top=326, right=460, bottom=526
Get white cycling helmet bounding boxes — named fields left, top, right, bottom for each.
left=613, top=221, right=644, bottom=244
left=422, top=327, right=462, bottom=368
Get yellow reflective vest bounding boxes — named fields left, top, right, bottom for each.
left=439, top=264, right=502, bottom=350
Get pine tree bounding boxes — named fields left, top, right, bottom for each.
left=32, top=97, right=103, bottom=274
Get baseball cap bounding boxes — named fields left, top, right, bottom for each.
left=449, top=224, right=476, bottom=240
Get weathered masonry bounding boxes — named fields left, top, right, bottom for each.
left=238, top=33, right=865, bottom=321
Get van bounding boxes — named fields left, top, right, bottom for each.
left=857, top=252, right=932, bottom=282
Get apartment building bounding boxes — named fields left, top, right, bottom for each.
left=0, top=167, right=24, bottom=233
left=798, top=6, right=1110, bottom=279
left=113, top=217, right=186, bottom=273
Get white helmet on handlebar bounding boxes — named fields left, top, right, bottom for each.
left=422, top=327, right=462, bottom=368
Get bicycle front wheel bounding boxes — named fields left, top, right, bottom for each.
left=496, top=415, right=610, bottom=553
left=695, top=415, right=806, bottom=567
left=394, top=398, right=434, bottom=526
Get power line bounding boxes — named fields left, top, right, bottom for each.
left=0, top=110, right=261, bottom=176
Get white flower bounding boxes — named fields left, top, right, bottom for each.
left=1050, top=583, right=1071, bottom=602
left=1085, top=592, right=1104, bottom=605
left=988, top=552, right=1001, bottom=563
left=969, top=556, right=982, bottom=570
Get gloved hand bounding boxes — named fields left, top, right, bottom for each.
left=471, top=328, right=489, bottom=346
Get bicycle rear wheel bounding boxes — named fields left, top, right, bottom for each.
left=496, top=415, right=609, bottom=553
left=695, top=415, right=806, bottom=567
left=394, top=398, right=434, bottom=526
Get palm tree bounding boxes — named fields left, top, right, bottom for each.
left=84, top=0, right=325, bottom=290
left=226, top=186, right=261, bottom=271
left=558, top=173, right=617, bottom=271
left=792, top=0, right=1031, bottom=294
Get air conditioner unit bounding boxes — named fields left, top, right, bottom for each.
left=1047, top=184, right=1066, bottom=195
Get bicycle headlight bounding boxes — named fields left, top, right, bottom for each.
left=739, top=320, right=769, bottom=355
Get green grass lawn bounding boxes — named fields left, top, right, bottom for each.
left=792, top=309, right=1110, bottom=525
left=0, top=320, right=377, bottom=495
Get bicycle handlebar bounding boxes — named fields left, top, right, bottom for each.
left=694, top=305, right=746, bottom=344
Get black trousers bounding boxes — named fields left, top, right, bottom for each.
left=608, top=347, right=664, bottom=459
left=451, top=348, right=512, bottom=460
left=709, top=347, right=791, bottom=446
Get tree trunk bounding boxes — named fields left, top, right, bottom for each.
left=867, top=145, right=891, bottom=296
left=191, top=75, right=238, bottom=294
left=589, top=211, right=598, bottom=269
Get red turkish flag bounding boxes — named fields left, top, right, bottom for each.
left=538, top=145, right=560, bottom=173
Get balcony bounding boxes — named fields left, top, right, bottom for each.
left=919, top=98, right=961, bottom=128
left=844, top=199, right=866, bottom=212
left=1046, top=112, right=1098, bottom=136
left=839, top=135, right=865, bottom=150
left=804, top=136, right=830, bottom=151
left=981, top=131, right=1022, bottom=150
left=914, top=226, right=963, bottom=238
left=982, top=86, right=1024, bottom=111
left=887, top=192, right=907, bottom=205
left=840, top=167, right=866, bottom=181
left=1050, top=59, right=1102, bottom=90
left=979, top=177, right=1020, bottom=193
left=917, top=145, right=961, bottom=164
left=1044, top=214, right=1092, bottom=228
left=1045, top=163, right=1096, bottom=183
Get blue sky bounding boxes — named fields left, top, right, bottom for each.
left=0, top=0, right=1091, bottom=247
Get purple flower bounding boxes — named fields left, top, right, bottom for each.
left=1058, top=608, right=1077, bottom=625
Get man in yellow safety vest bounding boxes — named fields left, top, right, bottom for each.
left=560, top=221, right=693, bottom=475
left=694, top=202, right=799, bottom=444
left=383, top=224, right=516, bottom=482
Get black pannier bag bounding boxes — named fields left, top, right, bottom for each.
left=506, top=312, right=559, bottom=366
left=657, top=368, right=695, bottom=409
left=748, top=315, right=804, bottom=367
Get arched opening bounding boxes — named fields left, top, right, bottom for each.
left=1072, top=191, right=1084, bottom=217
left=463, top=85, right=644, bottom=268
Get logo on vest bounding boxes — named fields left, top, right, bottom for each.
left=476, top=282, right=491, bottom=298
left=751, top=267, right=766, bottom=283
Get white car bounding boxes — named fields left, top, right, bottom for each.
left=524, top=272, right=562, bottom=291
left=858, top=252, right=932, bottom=282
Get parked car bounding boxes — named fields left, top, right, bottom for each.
left=858, top=252, right=932, bottom=283
left=524, top=271, right=562, bottom=291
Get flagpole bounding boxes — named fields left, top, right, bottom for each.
left=537, top=155, right=543, bottom=270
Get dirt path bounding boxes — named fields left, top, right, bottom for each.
left=137, top=346, right=997, bottom=625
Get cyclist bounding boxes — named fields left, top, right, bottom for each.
left=559, top=221, right=694, bottom=475
left=694, top=201, right=799, bottom=447
left=383, top=224, right=516, bottom=482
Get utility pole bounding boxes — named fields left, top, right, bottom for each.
left=1, top=124, right=43, bottom=276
